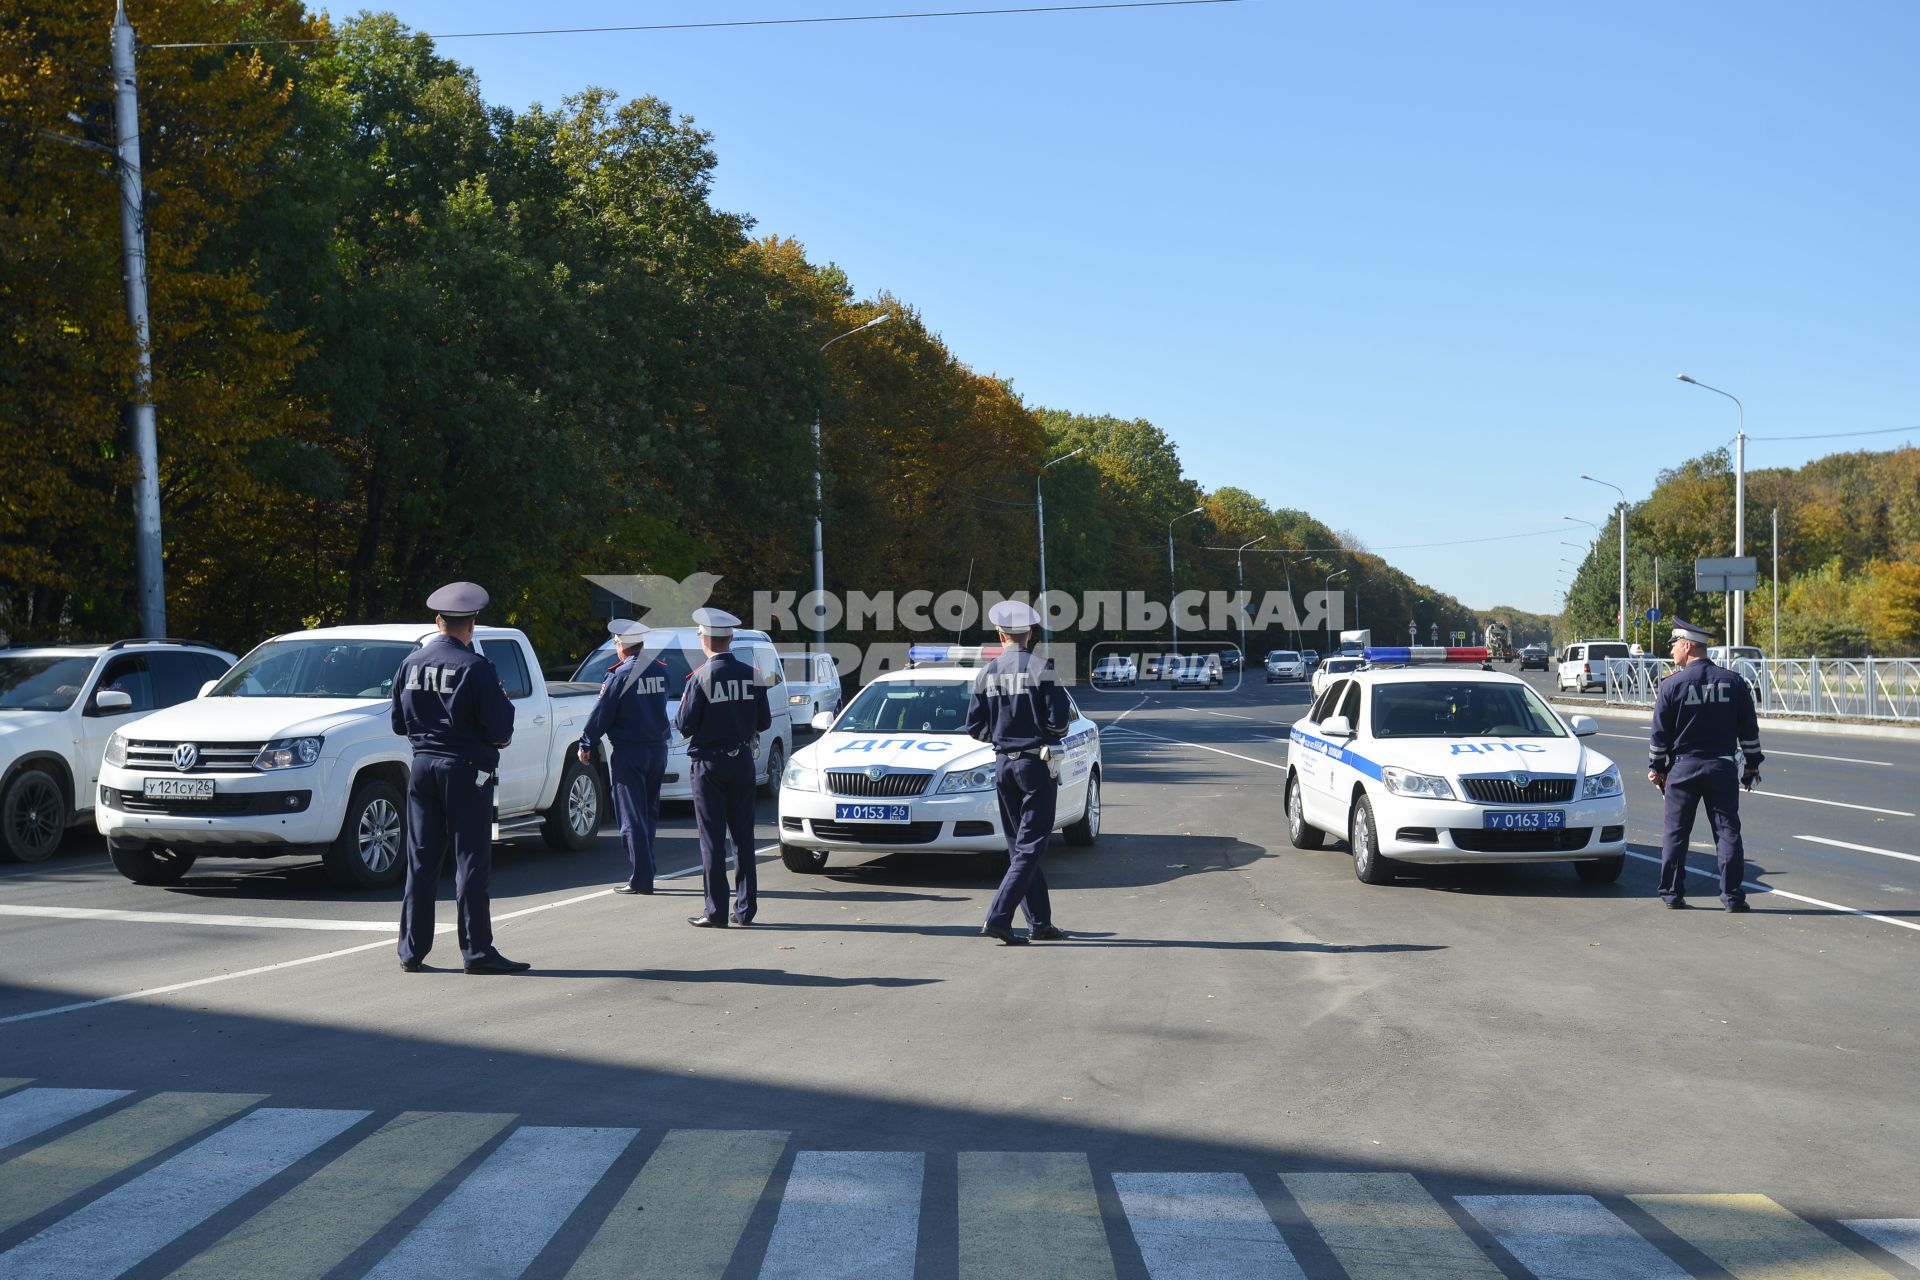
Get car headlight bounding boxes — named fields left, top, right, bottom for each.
left=783, top=760, right=821, bottom=793
left=789, top=693, right=808, bottom=705
left=253, top=736, right=323, bottom=770
left=1381, top=766, right=1455, bottom=800
left=105, top=732, right=128, bottom=767
left=937, top=765, right=996, bottom=794
left=1582, top=765, right=1622, bottom=799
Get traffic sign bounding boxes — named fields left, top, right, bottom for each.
left=1694, top=557, right=1758, bottom=593
left=1646, top=606, right=1661, bottom=622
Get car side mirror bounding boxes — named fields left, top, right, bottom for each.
left=811, top=711, right=834, bottom=733
left=93, top=689, right=133, bottom=714
left=1568, top=714, right=1598, bottom=737
left=198, top=680, right=217, bottom=698
left=1322, top=714, right=1355, bottom=739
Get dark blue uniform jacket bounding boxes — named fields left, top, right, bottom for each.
left=1648, top=658, right=1764, bottom=773
left=390, top=634, right=515, bottom=770
left=673, top=651, right=771, bottom=760
left=966, top=646, right=1071, bottom=751
left=581, top=654, right=672, bottom=755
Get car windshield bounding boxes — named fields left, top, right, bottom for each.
left=573, top=641, right=700, bottom=691
left=209, top=640, right=421, bottom=699
left=1268, top=651, right=1299, bottom=662
left=835, top=680, right=973, bottom=734
left=1325, top=659, right=1361, bottom=673
left=1371, top=680, right=1566, bottom=739
left=0, top=654, right=96, bottom=711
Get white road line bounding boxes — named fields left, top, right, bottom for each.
left=1749, top=791, right=1914, bottom=817
left=758, top=1151, right=925, bottom=1280
left=0, top=904, right=399, bottom=932
left=659, top=844, right=779, bottom=880
left=1622, top=851, right=1920, bottom=935
left=0, top=1107, right=368, bottom=1280
left=1100, top=727, right=1288, bottom=772
left=1456, top=1194, right=1691, bottom=1279
left=0, top=1088, right=131, bottom=1151
left=1842, top=1219, right=1920, bottom=1267
left=1598, top=733, right=1894, bottom=767
left=1797, top=836, right=1920, bottom=866
left=364, top=1125, right=636, bottom=1280
left=1103, top=695, right=1152, bottom=727
left=1114, top=1172, right=1306, bottom=1280
left=1201, top=711, right=1256, bottom=720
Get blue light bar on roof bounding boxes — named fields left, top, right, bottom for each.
left=907, top=644, right=1004, bottom=665
left=1363, top=646, right=1490, bottom=664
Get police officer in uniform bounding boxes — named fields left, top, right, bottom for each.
left=579, top=619, right=672, bottom=895
left=1648, top=617, right=1766, bottom=912
left=675, top=608, right=771, bottom=928
left=393, top=582, right=530, bottom=973
left=966, top=600, right=1072, bottom=945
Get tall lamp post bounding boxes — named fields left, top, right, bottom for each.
left=1167, top=506, right=1205, bottom=654
left=1579, top=475, right=1628, bottom=642
left=1678, top=374, right=1746, bottom=645
left=1035, top=445, right=1085, bottom=640
left=1324, top=568, right=1348, bottom=652
left=1286, top=556, right=1314, bottom=649
left=810, top=313, right=891, bottom=649
left=1234, top=534, right=1268, bottom=653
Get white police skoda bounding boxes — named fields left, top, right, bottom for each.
left=1285, top=648, right=1627, bottom=885
left=777, top=647, right=1101, bottom=874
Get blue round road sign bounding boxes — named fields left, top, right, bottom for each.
left=1646, top=606, right=1662, bottom=621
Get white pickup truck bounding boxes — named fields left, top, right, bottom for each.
left=95, top=624, right=602, bottom=889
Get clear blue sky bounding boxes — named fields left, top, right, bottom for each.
left=359, top=0, right=1919, bottom=613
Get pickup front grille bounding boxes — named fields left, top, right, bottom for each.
left=1460, top=775, right=1575, bottom=804
left=123, top=741, right=268, bottom=773
left=101, top=787, right=311, bottom=816
left=826, top=771, right=931, bottom=797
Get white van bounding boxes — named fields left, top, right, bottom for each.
left=1556, top=640, right=1633, bottom=693
left=779, top=651, right=843, bottom=730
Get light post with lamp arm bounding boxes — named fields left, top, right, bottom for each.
left=1286, top=555, right=1314, bottom=650
left=1035, top=445, right=1085, bottom=642
left=810, top=313, right=891, bottom=649
left=1324, top=568, right=1348, bottom=653
left=1580, top=474, right=1629, bottom=642
left=1235, top=534, right=1268, bottom=657
left=1167, top=506, right=1205, bottom=655
left=1677, top=374, right=1747, bottom=645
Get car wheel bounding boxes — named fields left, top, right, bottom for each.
left=542, top=754, right=603, bottom=851
left=758, top=739, right=786, bottom=799
left=323, top=778, right=408, bottom=890
left=1063, top=769, right=1100, bottom=846
left=1286, top=773, right=1324, bottom=850
left=1350, top=795, right=1400, bottom=885
left=1, top=767, right=65, bottom=863
left=780, top=842, right=828, bottom=873
left=108, top=838, right=196, bottom=885
left=1575, top=854, right=1626, bottom=884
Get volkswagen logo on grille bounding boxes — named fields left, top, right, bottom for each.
left=1510, top=771, right=1531, bottom=789
left=173, top=742, right=200, bottom=771
left=867, top=767, right=887, bottom=781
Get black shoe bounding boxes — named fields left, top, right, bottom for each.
left=400, top=959, right=427, bottom=973
left=980, top=924, right=1029, bottom=946
left=688, top=915, right=729, bottom=929
left=463, top=953, right=532, bottom=974
left=1664, top=899, right=1687, bottom=910
left=613, top=885, right=652, bottom=895
left=1028, top=923, right=1067, bottom=941
left=1725, top=899, right=1751, bottom=913
left=730, top=914, right=753, bottom=926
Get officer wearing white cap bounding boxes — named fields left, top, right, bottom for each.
left=965, top=599, right=1072, bottom=945
left=392, top=582, right=530, bottom=973
left=674, top=607, right=771, bottom=928
left=1648, top=617, right=1765, bottom=911
left=579, top=619, right=672, bottom=895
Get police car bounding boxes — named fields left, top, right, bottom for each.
left=1285, top=648, right=1627, bottom=885
left=776, top=646, right=1101, bottom=874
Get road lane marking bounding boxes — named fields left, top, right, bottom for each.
left=1797, top=836, right=1920, bottom=865
left=1623, top=851, right=1920, bottom=935
left=1749, top=791, right=1914, bottom=817
left=1114, top=1171, right=1306, bottom=1279
left=1630, top=1194, right=1893, bottom=1279
left=1201, top=710, right=1256, bottom=720
left=568, top=1129, right=788, bottom=1280
left=363, top=1125, right=637, bottom=1280
left=0, top=904, right=399, bottom=932
left=759, top=1151, right=924, bottom=1280
left=1599, top=733, right=1894, bottom=766
left=960, top=1153, right=1115, bottom=1279
left=168, top=1110, right=513, bottom=1280
left=0, top=1078, right=28, bottom=1097
left=1843, top=1220, right=1920, bottom=1267
left=0, top=1088, right=132, bottom=1153
left=0, top=1092, right=262, bottom=1235
left=0, top=1107, right=367, bottom=1280
left=1101, top=728, right=1288, bottom=772
left=1281, top=1172, right=1503, bottom=1279
left=1456, top=1194, right=1690, bottom=1279
left=660, top=844, right=779, bottom=880
left=1100, top=694, right=1152, bottom=727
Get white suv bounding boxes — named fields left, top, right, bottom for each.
left=0, top=639, right=236, bottom=862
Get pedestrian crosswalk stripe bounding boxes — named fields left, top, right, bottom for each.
left=566, top=1129, right=788, bottom=1280
left=960, top=1153, right=1115, bottom=1279
left=1281, top=1172, right=1506, bottom=1280
left=1842, top=1220, right=1920, bottom=1268
left=0, top=1091, right=262, bottom=1237
left=1114, top=1171, right=1306, bottom=1280
left=0, top=1088, right=132, bottom=1153
left=1630, top=1194, right=1896, bottom=1279
left=0, top=1079, right=29, bottom=1097
left=362, top=1125, right=637, bottom=1280
left=1457, top=1194, right=1691, bottom=1279
left=0, top=1106, right=367, bottom=1280
left=164, top=1110, right=514, bottom=1280
left=758, top=1151, right=925, bottom=1280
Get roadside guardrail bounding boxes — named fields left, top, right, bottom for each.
left=1605, top=656, right=1920, bottom=722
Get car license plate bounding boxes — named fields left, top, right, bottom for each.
left=835, top=803, right=909, bottom=823
left=144, top=778, right=214, bottom=800
left=1484, top=810, right=1564, bottom=831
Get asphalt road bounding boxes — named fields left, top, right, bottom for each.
left=1, top=682, right=1917, bottom=1279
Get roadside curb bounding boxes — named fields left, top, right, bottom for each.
left=1548, top=699, right=1920, bottom=744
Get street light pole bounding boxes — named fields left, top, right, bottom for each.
left=1235, top=534, right=1268, bottom=652
left=1167, top=507, right=1205, bottom=655
left=113, top=1, right=165, bottom=636
left=811, top=314, right=890, bottom=650
left=1580, top=475, right=1628, bottom=642
left=1036, top=446, right=1086, bottom=641
left=1324, top=568, right=1348, bottom=652
left=1678, top=374, right=1747, bottom=645
left=1286, top=556, right=1313, bottom=649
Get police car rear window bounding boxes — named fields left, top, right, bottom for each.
left=1371, top=681, right=1565, bottom=739
left=837, top=682, right=971, bottom=734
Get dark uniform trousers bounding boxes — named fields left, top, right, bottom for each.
left=692, top=749, right=757, bottom=922
left=610, top=743, right=668, bottom=891
left=1659, top=756, right=1747, bottom=906
left=986, top=754, right=1055, bottom=931
left=399, top=755, right=494, bottom=965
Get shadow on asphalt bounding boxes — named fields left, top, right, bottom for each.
left=498, top=967, right=943, bottom=987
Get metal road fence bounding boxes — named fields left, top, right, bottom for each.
left=1604, top=657, right=1920, bottom=721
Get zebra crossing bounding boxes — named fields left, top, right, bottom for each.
left=0, top=1080, right=1912, bottom=1279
